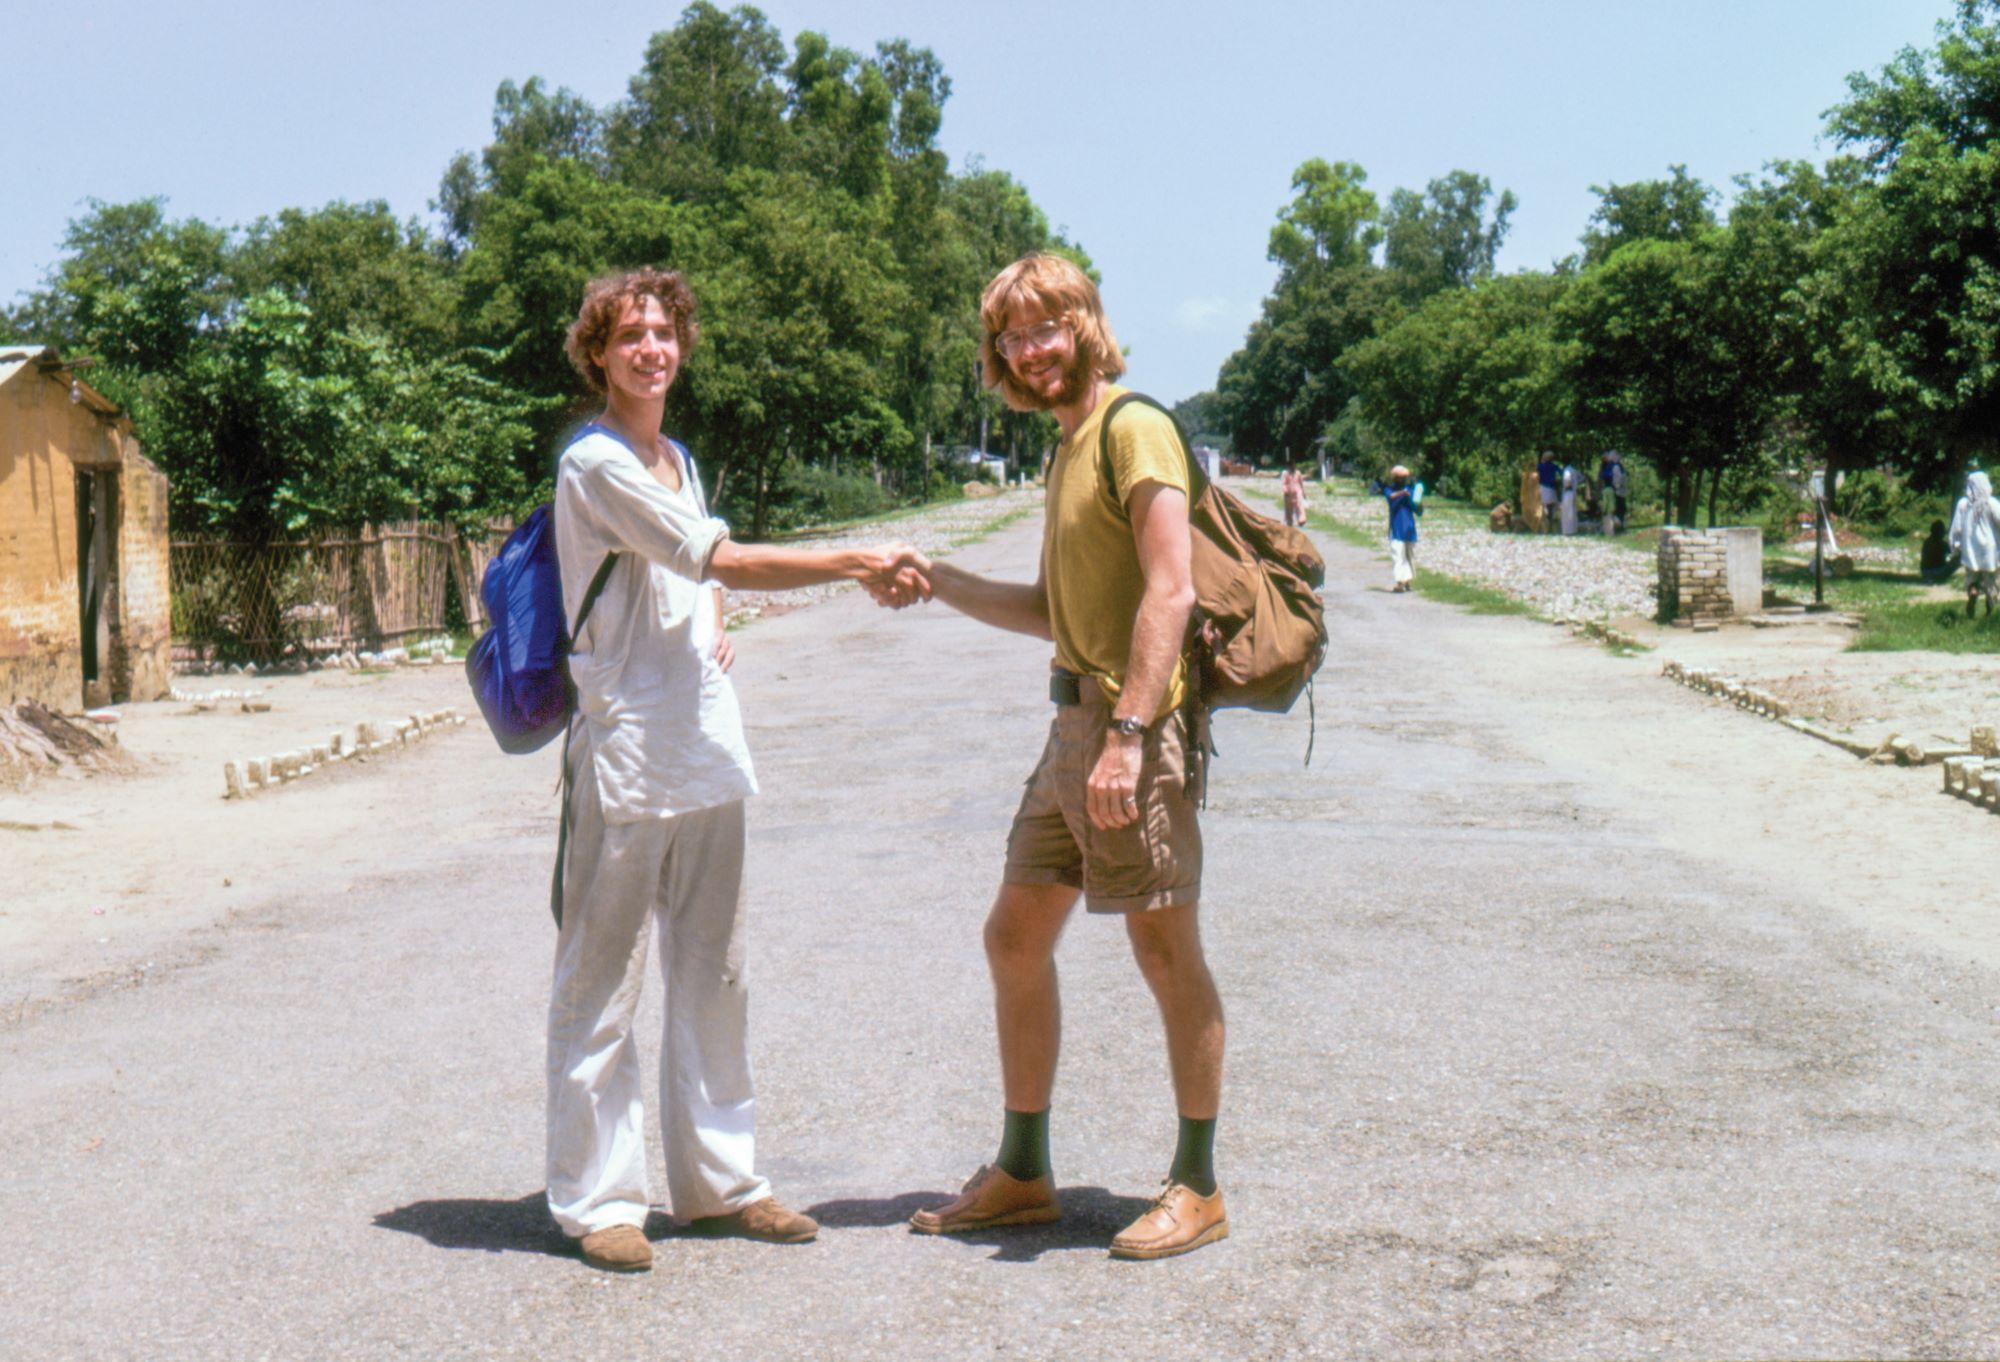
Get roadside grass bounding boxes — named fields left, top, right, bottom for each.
left=1411, top=569, right=1541, bottom=617
left=1757, top=556, right=2000, bottom=652
left=1292, top=500, right=1542, bottom=618
left=946, top=504, right=1035, bottom=548
left=1301, top=506, right=1376, bottom=550
left=1852, top=601, right=2000, bottom=653
left=763, top=486, right=1013, bottom=540
left=1763, top=560, right=1928, bottom=611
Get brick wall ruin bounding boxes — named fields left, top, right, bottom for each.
left=1657, top=526, right=1762, bottom=625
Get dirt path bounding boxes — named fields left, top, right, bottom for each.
left=6, top=510, right=2000, bottom=1357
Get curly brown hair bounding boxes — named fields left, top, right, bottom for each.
left=564, top=267, right=701, bottom=396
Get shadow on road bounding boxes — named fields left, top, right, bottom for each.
left=374, top=1192, right=571, bottom=1258
left=807, top=1185, right=1153, bottom=1262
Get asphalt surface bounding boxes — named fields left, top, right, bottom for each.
left=6, top=515, right=2000, bottom=1360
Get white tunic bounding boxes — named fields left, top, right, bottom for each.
left=1951, top=472, right=2000, bottom=573
left=553, top=427, right=758, bottom=822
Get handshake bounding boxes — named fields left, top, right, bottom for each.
left=854, top=545, right=934, bottom=609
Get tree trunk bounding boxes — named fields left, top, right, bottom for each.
left=1675, top=466, right=1698, bottom=527
left=1706, top=464, right=1723, bottom=529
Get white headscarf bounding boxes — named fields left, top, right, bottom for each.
left=1953, top=470, right=2000, bottom=570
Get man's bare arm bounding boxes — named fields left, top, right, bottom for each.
left=706, top=539, right=914, bottom=594
left=1085, top=480, right=1195, bottom=830
left=920, top=559, right=1053, bottom=641
left=1109, top=481, right=1196, bottom=725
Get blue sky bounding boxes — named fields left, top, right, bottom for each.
left=0, top=0, right=1955, bottom=405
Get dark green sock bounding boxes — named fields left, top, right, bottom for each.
left=995, top=1107, right=1050, bottom=1182
left=1169, top=1115, right=1217, bottom=1196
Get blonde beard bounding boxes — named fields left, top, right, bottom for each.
left=1014, top=351, right=1093, bottom=413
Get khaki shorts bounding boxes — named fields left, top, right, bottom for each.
left=1003, top=679, right=1202, bottom=914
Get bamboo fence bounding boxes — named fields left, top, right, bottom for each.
left=170, top=520, right=513, bottom=661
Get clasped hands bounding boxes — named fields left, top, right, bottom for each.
left=856, top=544, right=933, bottom=609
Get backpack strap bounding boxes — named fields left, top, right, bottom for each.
left=1093, top=393, right=1221, bottom=797
left=1096, top=392, right=1205, bottom=512
left=550, top=549, right=617, bottom=928
left=1097, top=394, right=1318, bottom=773
left=570, top=552, right=618, bottom=645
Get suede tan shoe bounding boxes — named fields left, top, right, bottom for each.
left=909, top=1164, right=1061, bottom=1234
left=1108, top=1181, right=1228, bottom=1260
left=690, top=1196, right=819, bottom=1243
left=577, top=1223, right=653, bottom=1272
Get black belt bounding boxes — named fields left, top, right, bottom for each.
left=1049, top=668, right=1083, bottom=705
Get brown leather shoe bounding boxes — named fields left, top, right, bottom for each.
left=577, top=1223, right=653, bottom=1272
left=909, top=1164, right=1061, bottom=1234
left=1108, top=1181, right=1228, bottom=1260
left=689, top=1195, right=819, bottom=1243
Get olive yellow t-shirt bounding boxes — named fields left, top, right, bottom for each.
left=1043, top=386, right=1190, bottom=718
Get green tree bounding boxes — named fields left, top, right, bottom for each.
left=608, top=2, right=788, bottom=204
left=1558, top=232, right=1777, bottom=524
left=1217, top=160, right=1393, bottom=463
left=1579, top=165, right=1719, bottom=266
left=1267, top=159, right=1381, bottom=276
left=1382, top=170, right=1518, bottom=301
left=233, top=200, right=457, bottom=352
left=1347, top=271, right=1573, bottom=502
left=14, top=199, right=229, bottom=377
left=1821, top=1, right=2000, bottom=481
left=438, top=77, right=606, bottom=247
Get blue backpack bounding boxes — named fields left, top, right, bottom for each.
left=464, top=505, right=616, bottom=755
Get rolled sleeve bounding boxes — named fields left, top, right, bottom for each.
left=565, top=448, right=730, bottom=582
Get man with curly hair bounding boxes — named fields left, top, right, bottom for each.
left=546, top=266, right=919, bottom=1273
left=900, top=253, right=1229, bottom=1260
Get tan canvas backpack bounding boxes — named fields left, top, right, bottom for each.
left=1097, top=393, right=1328, bottom=757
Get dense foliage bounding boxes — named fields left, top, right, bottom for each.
left=1215, top=1, right=2000, bottom=526
left=4, top=4, right=1078, bottom=538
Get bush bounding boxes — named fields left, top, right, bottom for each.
left=1834, top=468, right=1936, bottom=539
left=765, top=460, right=894, bottom=532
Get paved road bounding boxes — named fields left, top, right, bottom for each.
left=6, top=515, right=2000, bottom=1360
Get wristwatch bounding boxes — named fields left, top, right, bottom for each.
left=1109, top=715, right=1147, bottom=738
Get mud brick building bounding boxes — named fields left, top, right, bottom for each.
left=0, top=345, right=173, bottom=709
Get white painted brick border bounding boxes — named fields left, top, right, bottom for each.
left=222, top=707, right=467, bottom=799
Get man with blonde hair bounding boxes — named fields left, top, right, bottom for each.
left=900, top=253, right=1229, bottom=1260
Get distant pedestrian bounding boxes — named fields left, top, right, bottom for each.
left=1920, top=520, right=1957, bottom=584
left=1536, top=454, right=1560, bottom=534
left=1374, top=464, right=1422, bottom=592
left=1559, top=463, right=1579, bottom=536
left=1599, top=452, right=1627, bottom=534
left=1949, top=470, right=2000, bottom=617
left=1281, top=466, right=1308, bottom=528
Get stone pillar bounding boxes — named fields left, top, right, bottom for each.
left=1658, top=526, right=1764, bottom=623
left=1721, top=527, right=1763, bottom=616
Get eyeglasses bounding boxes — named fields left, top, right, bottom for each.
left=994, top=317, right=1067, bottom=361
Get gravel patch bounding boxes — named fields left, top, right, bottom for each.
left=721, top=490, right=1039, bottom=620
left=1249, top=480, right=1661, bottom=620
left=1781, top=540, right=1915, bottom=567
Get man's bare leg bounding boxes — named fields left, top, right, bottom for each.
left=1108, top=901, right=1231, bottom=1259
left=1127, top=903, right=1224, bottom=1118
left=908, top=882, right=1076, bottom=1234
left=985, top=881, right=1081, bottom=1112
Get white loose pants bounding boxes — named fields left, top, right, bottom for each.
left=1390, top=538, right=1415, bottom=586
left=545, top=739, right=769, bottom=1236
